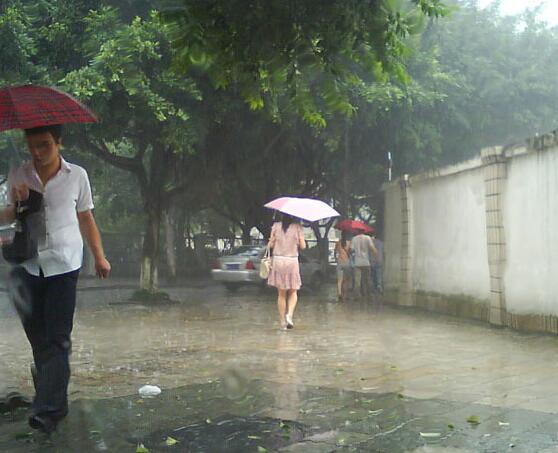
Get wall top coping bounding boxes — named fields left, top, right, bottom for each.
left=382, top=129, right=558, bottom=190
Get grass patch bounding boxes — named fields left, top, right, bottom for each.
left=130, top=289, right=172, bottom=302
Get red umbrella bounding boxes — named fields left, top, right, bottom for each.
left=0, top=85, right=98, bottom=132
left=335, top=219, right=374, bottom=234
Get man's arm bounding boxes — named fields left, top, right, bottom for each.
left=0, top=183, right=29, bottom=225
left=77, top=210, right=111, bottom=278
left=0, top=205, right=16, bottom=225
left=368, top=237, right=378, bottom=259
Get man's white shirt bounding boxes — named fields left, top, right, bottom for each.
left=8, top=157, right=94, bottom=277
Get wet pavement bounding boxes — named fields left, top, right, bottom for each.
left=2, top=281, right=558, bottom=451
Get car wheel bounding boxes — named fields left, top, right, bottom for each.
left=224, top=283, right=241, bottom=292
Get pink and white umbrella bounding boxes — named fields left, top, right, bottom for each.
left=264, top=197, right=340, bottom=222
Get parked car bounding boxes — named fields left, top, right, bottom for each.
left=211, top=245, right=325, bottom=291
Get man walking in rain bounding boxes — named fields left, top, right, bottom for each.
left=351, top=229, right=378, bottom=299
left=1, top=124, right=110, bottom=433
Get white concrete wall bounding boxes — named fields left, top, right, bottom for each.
left=384, top=136, right=558, bottom=325
left=504, top=150, right=558, bottom=315
left=411, top=170, right=491, bottom=300
left=384, top=184, right=402, bottom=290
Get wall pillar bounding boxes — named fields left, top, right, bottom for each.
left=399, top=175, right=414, bottom=306
left=481, top=146, right=508, bottom=326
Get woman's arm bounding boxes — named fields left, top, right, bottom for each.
left=298, top=225, right=306, bottom=250
left=268, top=224, right=276, bottom=248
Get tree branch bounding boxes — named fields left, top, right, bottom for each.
left=79, top=137, right=141, bottom=174
left=262, top=128, right=285, bottom=156
left=210, top=204, right=245, bottom=229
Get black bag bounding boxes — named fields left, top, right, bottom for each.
left=2, top=190, right=43, bottom=265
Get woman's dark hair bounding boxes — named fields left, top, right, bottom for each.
left=341, top=230, right=350, bottom=248
left=24, top=124, right=63, bottom=143
left=281, top=214, right=297, bottom=232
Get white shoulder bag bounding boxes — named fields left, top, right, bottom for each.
left=259, top=246, right=272, bottom=279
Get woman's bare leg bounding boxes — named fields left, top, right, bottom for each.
left=277, top=289, right=287, bottom=328
left=286, top=290, right=298, bottom=318
left=341, top=272, right=349, bottom=300
left=337, top=271, right=344, bottom=298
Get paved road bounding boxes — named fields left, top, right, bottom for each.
left=1, top=282, right=558, bottom=451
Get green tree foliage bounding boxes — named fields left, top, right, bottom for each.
left=424, top=0, right=558, bottom=164
left=4, top=0, right=558, bottom=277
left=161, top=0, right=448, bottom=127
left=60, top=6, right=205, bottom=290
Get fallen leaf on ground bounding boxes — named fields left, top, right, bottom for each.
left=247, top=435, right=261, bottom=440
left=14, top=432, right=32, bottom=440
left=467, top=415, right=480, bottom=425
left=165, top=436, right=178, bottom=446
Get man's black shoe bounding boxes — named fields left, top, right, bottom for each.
left=29, top=414, right=57, bottom=434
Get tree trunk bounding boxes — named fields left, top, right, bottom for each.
left=140, top=204, right=162, bottom=292
left=164, top=205, right=177, bottom=280
left=241, top=224, right=252, bottom=245
left=311, top=220, right=335, bottom=272
left=310, top=224, right=329, bottom=273
left=175, top=206, right=187, bottom=275
left=185, top=211, right=192, bottom=248
left=342, top=119, right=351, bottom=217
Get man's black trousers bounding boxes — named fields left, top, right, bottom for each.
left=14, top=267, right=79, bottom=418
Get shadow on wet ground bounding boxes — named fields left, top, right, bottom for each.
left=2, top=379, right=558, bottom=452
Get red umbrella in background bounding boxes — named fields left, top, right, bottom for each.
left=335, top=219, right=374, bottom=234
left=0, top=85, right=98, bottom=132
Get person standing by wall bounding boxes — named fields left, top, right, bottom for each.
left=1, top=124, right=111, bottom=434
left=267, top=214, right=306, bottom=330
left=351, top=230, right=378, bottom=300
left=371, top=232, right=384, bottom=294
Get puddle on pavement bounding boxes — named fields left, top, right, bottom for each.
left=1, top=380, right=558, bottom=452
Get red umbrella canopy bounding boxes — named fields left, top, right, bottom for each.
left=335, top=219, right=374, bottom=234
left=0, top=85, right=97, bottom=132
